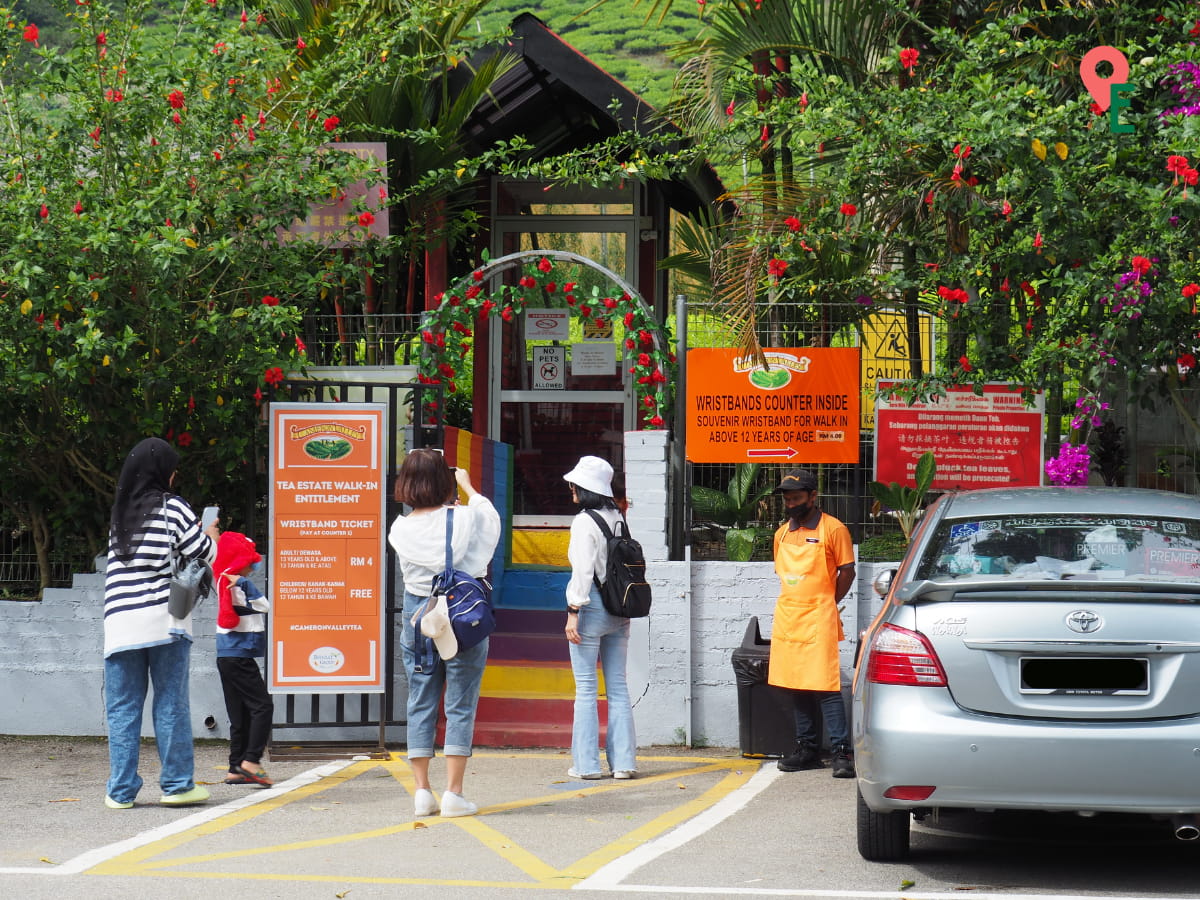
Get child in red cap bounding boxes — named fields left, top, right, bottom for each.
left=214, top=531, right=274, bottom=787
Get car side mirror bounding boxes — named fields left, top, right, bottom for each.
left=872, top=568, right=897, bottom=597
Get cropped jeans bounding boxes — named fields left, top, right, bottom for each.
left=792, top=689, right=850, bottom=749
left=401, top=590, right=489, bottom=758
left=568, top=592, right=637, bottom=776
left=104, top=637, right=196, bottom=803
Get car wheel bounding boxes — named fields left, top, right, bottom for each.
left=856, top=787, right=911, bottom=861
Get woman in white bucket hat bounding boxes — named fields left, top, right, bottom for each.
left=562, top=456, right=638, bottom=780
left=389, top=449, right=500, bottom=819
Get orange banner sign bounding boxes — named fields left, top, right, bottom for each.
left=686, top=348, right=861, bottom=464
left=268, top=403, right=387, bottom=693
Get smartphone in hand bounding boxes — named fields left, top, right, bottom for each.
left=202, top=506, right=220, bottom=530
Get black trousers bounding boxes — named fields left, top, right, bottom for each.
left=217, top=656, right=274, bottom=770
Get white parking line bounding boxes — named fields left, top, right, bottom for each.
left=575, top=763, right=782, bottom=890
left=0, top=759, right=352, bottom=876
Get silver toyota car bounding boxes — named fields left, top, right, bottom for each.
left=853, top=487, right=1200, bottom=861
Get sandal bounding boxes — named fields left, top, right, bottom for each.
left=237, top=765, right=274, bottom=787
left=224, top=774, right=253, bottom=785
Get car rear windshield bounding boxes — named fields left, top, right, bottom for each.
left=914, top=513, right=1200, bottom=583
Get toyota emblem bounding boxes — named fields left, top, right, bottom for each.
left=1065, top=609, right=1103, bottom=634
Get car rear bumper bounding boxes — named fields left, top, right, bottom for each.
left=854, top=685, right=1200, bottom=814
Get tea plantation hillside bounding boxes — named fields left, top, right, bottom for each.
left=474, top=0, right=704, bottom=110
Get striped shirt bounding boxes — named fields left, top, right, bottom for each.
left=103, top=495, right=216, bottom=658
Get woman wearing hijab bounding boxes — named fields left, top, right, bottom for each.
left=103, top=437, right=219, bottom=809
left=562, top=456, right=637, bottom=780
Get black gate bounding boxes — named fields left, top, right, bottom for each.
left=268, top=378, right=442, bottom=759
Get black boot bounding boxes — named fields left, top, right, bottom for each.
left=777, top=740, right=821, bottom=772
left=831, top=744, right=855, bottom=778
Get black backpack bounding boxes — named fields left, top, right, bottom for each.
left=585, top=509, right=652, bottom=618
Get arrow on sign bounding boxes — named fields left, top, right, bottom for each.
left=747, top=447, right=799, bottom=459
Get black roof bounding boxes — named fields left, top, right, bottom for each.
left=461, top=13, right=725, bottom=218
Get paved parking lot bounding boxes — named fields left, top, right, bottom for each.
left=2, top=736, right=1198, bottom=900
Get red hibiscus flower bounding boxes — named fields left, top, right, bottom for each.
left=38, top=204, right=48, bottom=220
left=296, top=37, right=307, bottom=51
left=784, top=215, right=802, bottom=232
left=323, top=116, right=339, bottom=132
left=899, top=48, right=919, bottom=74
left=358, top=211, right=375, bottom=227
left=176, top=431, right=193, bottom=447
left=1182, top=283, right=1200, bottom=299
left=839, top=202, right=857, bottom=216
left=1179, top=354, right=1196, bottom=372
left=23, top=23, right=38, bottom=44
left=295, top=336, right=307, bottom=355
left=959, top=355, right=972, bottom=372
left=264, top=367, right=285, bottom=386
left=767, top=258, right=788, bottom=281
left=1130, top=255, right=1152, bottom=276
left=168, top=90, right=185, bottom=109
left=261, top=294, right=280, bottom=306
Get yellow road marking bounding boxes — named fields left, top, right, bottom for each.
left=89, top=753, right=761, bottom=888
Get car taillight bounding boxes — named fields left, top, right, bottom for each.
left=884, top=785, right=937, bottom=801
left=866, top=623, right=948, bottom=687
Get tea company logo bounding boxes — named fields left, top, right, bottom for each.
left=733, top=351, right=811, bottom=390
left=1080, top=46, right=1134, bottom=133
left=289, top=422, right=367, bottom=461
left=309, top=646, right=346, bottom=673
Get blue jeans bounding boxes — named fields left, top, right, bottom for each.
left=568, top=594, right=637, bottom=775
left=104, top=638, right=196, bottom=802
left=792, top=689, right=849, bottom=749
left=401, top=590, right=489, bottom=758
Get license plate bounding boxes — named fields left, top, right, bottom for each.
left=1019, top=657, right=1149, bottom=695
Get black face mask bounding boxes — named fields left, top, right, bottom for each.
left=786, top=503, right=814, bottom=527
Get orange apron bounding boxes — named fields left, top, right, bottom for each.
left=767, top=518, right=845, bottom=691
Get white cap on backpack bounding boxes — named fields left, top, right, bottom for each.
left=416, top=595, right=458, bottom=660
left=563, top=456, right=614, bottom=498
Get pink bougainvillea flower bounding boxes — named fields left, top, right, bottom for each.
left=357, top=211, right=375, bottom=227
left=839, top=202, right=857, bottom=216
left=323, top=116, right=339, bottom=132
left=899, top=47, right=919, bottom=74
left=784, top=215, right=802, bottom=232
left=23, top=23, right=38, bottom=44
left=537, top=256, right=552, bottom=273
left=767, top=258, right=788, bottom=281
left=168, top=89, right=185, bottom=109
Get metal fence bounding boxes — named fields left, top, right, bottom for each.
left=301, top=313, right=423, bottom=368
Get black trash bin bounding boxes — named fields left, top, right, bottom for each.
left=731, top=617, right=796, bottom=758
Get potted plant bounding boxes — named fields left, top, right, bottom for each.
left=870, top=451, right=937, bottom=544
left=690, top=463, right=775, bottom=561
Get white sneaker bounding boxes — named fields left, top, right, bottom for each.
left=612, top=770, right=637, bottom=780
left=567, top=767, right=603, bottom=780
left=413, top=788, right=439, bottom=817
left=440, top=791, right=478, bottom=818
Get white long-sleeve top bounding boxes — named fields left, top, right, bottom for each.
left=565, top=507, right=623, bottom=609
left=387, top=494, right=501, bottom=596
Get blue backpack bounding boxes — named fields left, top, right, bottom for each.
left=429, top=507, right=495, bottom=652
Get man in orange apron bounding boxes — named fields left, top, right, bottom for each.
left=768, top=469, right=856, bottom=777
